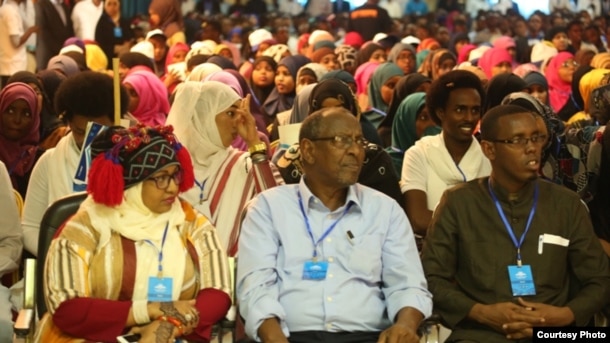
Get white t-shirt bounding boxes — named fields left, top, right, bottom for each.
left=0, top=0, right=26, bottom=76
left=71, top=0, right=104, bottom=40
left=400, top=134, right=491, bottom=211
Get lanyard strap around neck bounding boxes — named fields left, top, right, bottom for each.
left=488, top=179, right=539, bottom=266
left=194, top=178, right=207, bottom=204
left=297, top=190, right=353, bottom=260
left=145, top=222, right=170, bottom=278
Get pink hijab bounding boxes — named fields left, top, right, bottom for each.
left=546, top=51, right=575, bottom=112
left=477, top=47, right=513, bottom=79
left=354, top=61, right=380, bottom=96
left=493, top=36, right=516, bottom=51
left=123, top=70, right=170, bottom=126
left=0, top=82, right=40, bottom=179
left=457, top=44, right=477, bottom=64
left=164, top=42, right=189, bottom=73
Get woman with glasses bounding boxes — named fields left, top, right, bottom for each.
left=37, top=125, right=231, bottom=342
left=546, top=51, right=577, bottom=112
left=167, top=81, right=283, bottom=257
left=401, top=70, right=490, bottom=237
left=388, top=43, right=417, bottom=74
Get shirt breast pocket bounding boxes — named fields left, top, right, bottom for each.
left=535, top=240, right=569, bottom=290
left=347, top=233, right=384, bottom=278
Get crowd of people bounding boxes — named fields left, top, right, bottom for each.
left=2, top=0, right=610, bottom=342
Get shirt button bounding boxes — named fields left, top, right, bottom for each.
left=326, top=238, right=332, bottom=242
left=328, top=257, right=334, bottom=262
left=326, top=323, right=332, bottom=329
left=327, top=297, right=332, bottom=302
left=328, top=273, right=333, bottom=278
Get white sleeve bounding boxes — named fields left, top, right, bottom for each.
left=0, top=162, right=22, bottom=276
left=22, top=151, right=52, bottom=256
left=400, top=145, right=428, bottom=194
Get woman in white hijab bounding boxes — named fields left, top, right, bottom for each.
left=167, top=81, right=283, bottom=256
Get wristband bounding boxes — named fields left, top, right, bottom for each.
left=157, top=315, right=184, bottom=336
left=248, top=142, right=267, bottom=155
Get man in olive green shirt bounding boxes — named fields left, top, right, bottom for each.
left=422, top=105, right=610, bottom=343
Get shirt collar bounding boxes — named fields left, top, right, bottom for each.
left=488, top=176, right=538, bottom=205
left=298, top=177, right=362, bottom=213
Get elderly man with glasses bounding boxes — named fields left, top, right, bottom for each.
left=237, top=107, right=432, bottom=343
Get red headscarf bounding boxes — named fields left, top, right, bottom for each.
left=344, top=31, right=364, bottom=50
left=0, top=82, right=40, bottom=181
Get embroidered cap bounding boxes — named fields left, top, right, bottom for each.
left=88, top=124, right=195, bottom=206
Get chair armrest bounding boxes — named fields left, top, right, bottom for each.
left=13, top=259, right=36, bottom=339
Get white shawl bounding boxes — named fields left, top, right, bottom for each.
left=167, top=81, right=251, bottom=250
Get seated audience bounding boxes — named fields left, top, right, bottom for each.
left=166, top=81, right=283, bottom=256
left=422, top=104, right=610, bottom=341
left=238, top=107, right=432, bottom=343
left=36, top=125, right=231, bottom=342
left=22, top=71, right=128, bottom=256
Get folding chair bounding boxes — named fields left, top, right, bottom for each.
left=13, top=193, right=88, bottom=341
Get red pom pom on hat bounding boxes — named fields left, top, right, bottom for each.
left=175, top=143, right=194, bottom=192
left=87, top=152, right=125, bottom=206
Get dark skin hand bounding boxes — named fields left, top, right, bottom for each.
left=469, top=298, right=575, bottom=340
left=377, top=307, right=423, bottom=343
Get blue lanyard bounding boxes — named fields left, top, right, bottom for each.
left=194, top=178, right=207, bottom=204
left=145, top=222, right=169, bottom=278
left=488, top=179, right=539, bottom=266
left=297, top=191, right=353, bottom=260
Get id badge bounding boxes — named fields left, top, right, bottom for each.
left=302, top=260, right=328, bottom=280
left=148, top=276, right=173, bottom=301
left=508, top=265, right=536, bottom=296
left=114, top=27, right=123, bottom=38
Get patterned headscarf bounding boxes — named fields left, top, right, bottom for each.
left=88, top=124, right=195, bottom=206
left=335, top=44, right=358, bottom=72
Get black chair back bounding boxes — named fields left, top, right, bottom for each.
left=36, top=192, right=88, bottom=316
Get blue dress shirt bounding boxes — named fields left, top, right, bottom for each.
left=237, top=179, right=432, bottom=340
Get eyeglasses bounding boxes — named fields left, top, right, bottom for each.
left=490, top=134, right=548, bottom=146
left=147, top=170, right=183, bottom=189
left=310, top=135, right=369, bottom=149
left=561, top=60, right=579, bottom=68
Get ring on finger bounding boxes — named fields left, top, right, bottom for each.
left=185, top=313, right=193, bottom=322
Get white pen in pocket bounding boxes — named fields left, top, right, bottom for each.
left=538, top=233, right=570, bottom=254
